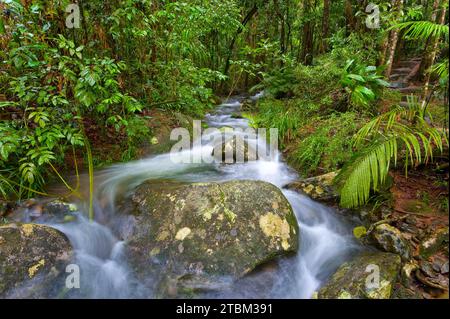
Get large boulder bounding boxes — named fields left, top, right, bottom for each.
left=0, top=223, right=73, bottom=298
left=318, top=252, right=401, bottom=299
left=120, top=180, right=299, bottom=297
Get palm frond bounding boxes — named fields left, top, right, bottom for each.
left=337, top=136, right=398, bottom=208
left=431, top=59, right=449, bottom=80
left=391, top=21, right=449, bottom=40
left=337, top=100, right=447, bottom=208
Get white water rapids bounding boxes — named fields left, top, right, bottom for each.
left=13, top=94, right=361, bottom=298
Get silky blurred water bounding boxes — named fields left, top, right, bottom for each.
left=14, top=93, right=360, bottom=298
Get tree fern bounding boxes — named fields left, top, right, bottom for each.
left=336, top=100, right=448, bottom=208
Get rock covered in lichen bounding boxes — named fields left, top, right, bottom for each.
left=419, top=227, right=449, bottom=259
left=0, top=223, right=73, bottom=298
left=284, top=172, right=338, bottom=204
left=318, top=252, right=401, bottom=299
left=120, top=180, right=299, bottom=297
left=371, top=223, right=411, bottom=261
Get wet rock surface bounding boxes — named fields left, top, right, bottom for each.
left=213, top=135, right=259, bottom=163
left=370, top=223, right=411, bottom=261
left=284, top=172, right=338, bottom=204
left=0, top=223, right=73, bottom=298
left=2, top=199, right=79, bottom=224
left=120, top=180, right=299, bottom=297
left=318, top=251, right=401, bottom=299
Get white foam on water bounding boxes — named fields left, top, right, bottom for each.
left=13, top=92, right=359, bottom=298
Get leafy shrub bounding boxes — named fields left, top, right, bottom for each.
left=340, top=60, right=389, bottom=111
left=0, top=19, right=147, bottom=199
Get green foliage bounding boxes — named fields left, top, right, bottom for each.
left=0, top=4, right=147, bottom=199
left=329, top=31, right=380, bottom=66
left=290, top=112, right=359, bottom=175
left=340, top=60, right=389, bottom=111
left=393, top=21, right=449, bottom=41
left=336, top=98, right=448, bottom=208
left=254, top=99, right=305, bottom=146
left=254, top=54, right=342, bottom=102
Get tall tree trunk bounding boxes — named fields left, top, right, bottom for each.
left=286, top=3, right=293, bottom=53
left=422, top=1, right=447, bottom=107
left=151, top=0, right=158, bottom=64
left=300, top=0, right=314, bottom=65
left=385, top=0, right=404, bottom=78
left=344, top=0, right=355, bottom=36
left=320, top=0, right=330, bottom=53
left=273, top=0, right=286, bottom=54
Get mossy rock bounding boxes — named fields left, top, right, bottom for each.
left=0, top=223, right=73, bottom=297
left=318, top=252, right=401, bottom=299
left=120, top=180, right=299, bottom=297
left=284, top=172, right=338, bottom=204
left=371, top=224, right=411, bottom=261
left=419, top=227, right=449, bottom=259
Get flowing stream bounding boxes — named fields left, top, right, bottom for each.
left=16, top=94, right=361, bottom=298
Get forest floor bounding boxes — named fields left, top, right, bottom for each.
left=389, top=165, right=449, bottom=299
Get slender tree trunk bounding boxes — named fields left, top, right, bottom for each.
left=344, top=0, right=355, bottom=36
left=320, top=0, right=330, bottom=53
left=286, top=3, right=292, bottom=53
left=300, top=0, right=314, bottom=65
left=78, top=0, right=89, bottom=45
left=273, top=0, right=286, bottom=54
left=422, top=1, right=447, bottom=107
left=151, top=0, right=159, bottom=64
left=378, top=34, right=389, bottom=66
left=385, top=0, right=404, bottom=78
left=419, top=0, right=441, bottom=80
